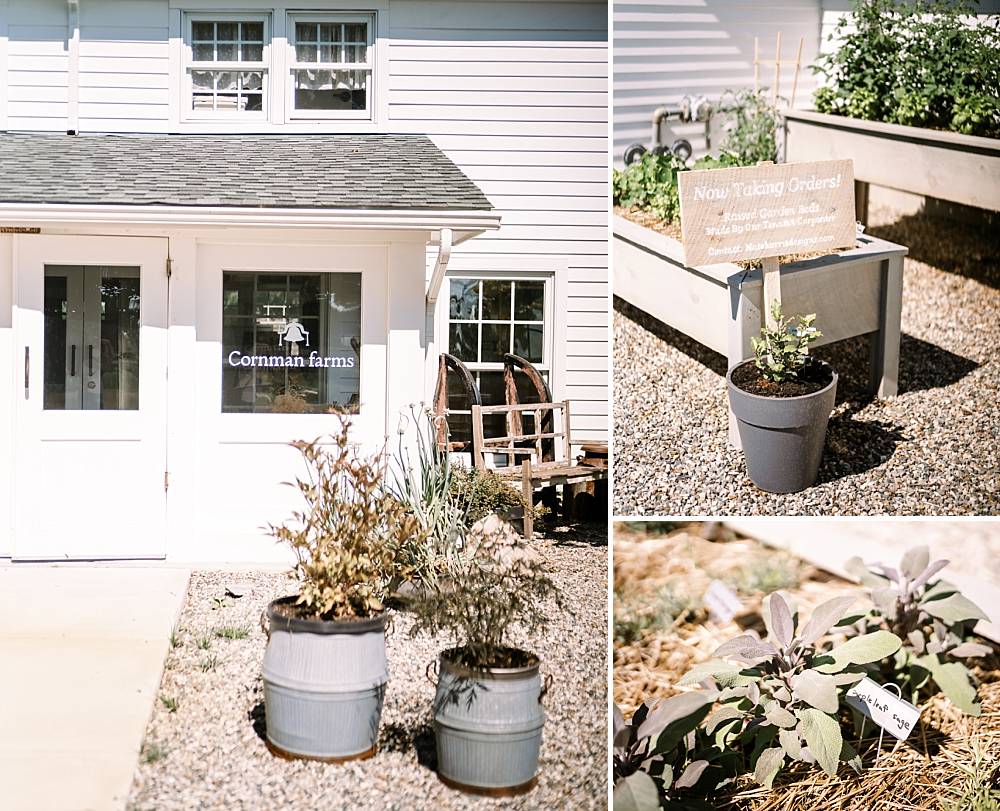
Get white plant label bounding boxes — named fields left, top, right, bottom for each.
left=845, top=677, right=921, bottom=741
left=704, top=580, right=743, bottom=625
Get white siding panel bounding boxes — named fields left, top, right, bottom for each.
left=613, top=0, right=825, bottom=164
left=4, top=2, right=69, bottom=129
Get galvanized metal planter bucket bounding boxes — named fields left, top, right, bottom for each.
left=261, top=596, right=387, bottom=762
left=430, top=648, right=550, bottom=795
left=727, top=359, right=838, bottom=494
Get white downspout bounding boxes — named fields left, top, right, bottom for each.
left=425, top=227, right=452, bottom=305
left=67, top=0, right=79, bottom=134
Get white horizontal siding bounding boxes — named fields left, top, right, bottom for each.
left=613, top=0, right=824, bottom=164
left=4, top=1, right=68, bottom=129
left=389, top=0, right=608, bottom=443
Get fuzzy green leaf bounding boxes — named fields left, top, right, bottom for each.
left=949, top=642, right=992, bottom=659
left=791, top=669, right=839, bottom=713
left=705, top=705, right=744, bottom=735
left=797, top=708, right=844, bottom=777
left=900, top=546, right=930, bottom=579
left=778, top=728, right=802, bottom=760
left=764, top=703, right=797, bottom=729
left=753, top=747, right=785, bottom=789
left=614, top=771, right=661, bottom=811
left=766, top=592, right=795, bottom=648
left=916, top=655, right=981, bottom=716
left=922, top=592, right=988, bottom=625
left=814, top=631, right=902, bottom=673
left=637, top=691, right=715, bottom=744
left=675, top=759, right=709, bottom=790
left=799, top=596, right=856, bottom=645
left=844, top=556, right=889, bottom=590
left=677, top=659, right=741, bottom=687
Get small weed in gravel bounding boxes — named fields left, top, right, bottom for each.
left=159, top=695, right=178, bottom=713
left=168, top=630, right=181, bottom=649
left=141, top=741, right=167, bottom=764
left=199, top=655, right=221, bottom=672
left=214, top=625, right=250, bottom=640
left=195, top=636, right=212, bottom=650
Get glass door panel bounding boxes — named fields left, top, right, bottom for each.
left=42, top=265, right=140, bottom=411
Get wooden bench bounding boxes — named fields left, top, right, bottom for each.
left=470, top=401, right=608, bottom=538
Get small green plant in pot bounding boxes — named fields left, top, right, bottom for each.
left=262, top=417, right=422, bottom=762
left=409, top=516, right=561, bottom=795
left=727, top=301, right=837, bottom=493
left=844, top=546, right=992, bottom=715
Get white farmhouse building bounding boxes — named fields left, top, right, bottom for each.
left=0, top=0, right=609, bottom=562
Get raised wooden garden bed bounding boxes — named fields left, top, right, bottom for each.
left=613, top=213, right=907, bottom=445
left=783, top=109, right=1000, bottom=220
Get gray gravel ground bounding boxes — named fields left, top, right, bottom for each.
left=613, top=205, right=1000, bottom=515
left=127, top=521, right=608, bottom=811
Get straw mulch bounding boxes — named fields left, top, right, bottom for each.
left=614, top=524, right=1000, bottom=811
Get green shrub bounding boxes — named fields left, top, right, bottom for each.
left=715, top=88, right=780, bottom=164
left=812, top=0, right=1000, bottom=137
left=448, top=464, right=541, bottom=526
left=845, top=546, right=991, bottom=714
left=613, top=151, right=685, bottom=222
left=750, top=301, right=822, bottom=383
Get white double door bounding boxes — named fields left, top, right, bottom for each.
left=12, top=235, right=169, bottom=559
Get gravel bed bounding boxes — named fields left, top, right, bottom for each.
left=127, top=521, right=608, bottom=811
left=613, top=205, right=1000, bottom=515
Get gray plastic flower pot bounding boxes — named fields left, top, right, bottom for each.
left=261, top=596, right=387, bottom=762
left=727, top=360, right=838, bottom=493
left=431, top=649, right=549, bottom=796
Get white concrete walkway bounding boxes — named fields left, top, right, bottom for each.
left=727, top=520, right=1000, bottom=642
left=0, top=566, right=190, bottom=811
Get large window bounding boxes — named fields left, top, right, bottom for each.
left=185, top=14, right=269, bottom=116
left=446, top=277, right=549, bottom=442
left=288, top=13, right=374, bottom=118
left=222, top=272, right=361, bottom=414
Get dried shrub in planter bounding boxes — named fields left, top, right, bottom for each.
left=613, top=694, right=718, bottom=811
left=267, top=416, right=423, bottom=619
left=845, top=546, right=991, bottom=715
left=408, top=516, right=560, bottom=669
left=679, top=593, right=902, bottom=788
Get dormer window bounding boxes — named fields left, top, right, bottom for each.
left=185, top=14, right=270, bottom=118
left=287, top=14, right=375, bottom=120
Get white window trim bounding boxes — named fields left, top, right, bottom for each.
left=181, top=12, right=271, bottom=122
left=169, top=1, right=390, bottom=133
left=443, top=271, right=556, bottom=385
left=285, top=12, right=376, bottom=122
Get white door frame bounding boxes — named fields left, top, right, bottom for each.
left=12, top=234, right=169, bottom=560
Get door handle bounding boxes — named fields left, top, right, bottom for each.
left=70, top=344, right=77, bottom=377
left=24, top=346, right=29, bottom=399
left=88, top=344, right=94, bottom=377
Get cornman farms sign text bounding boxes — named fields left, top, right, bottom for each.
left=678, top=159, right=856, bottom=266
left=227, top=351, right=355, bottom=369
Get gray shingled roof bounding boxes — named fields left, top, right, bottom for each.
left=0, top=133, right=493, bottom=211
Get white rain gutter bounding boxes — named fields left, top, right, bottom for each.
left=66, top=0, right=79, bottom=134
left=0, top=202, right=502, bottom=233
left=425, top=227, right=452, bottom=306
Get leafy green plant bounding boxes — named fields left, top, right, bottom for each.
left=613, top=694, right=719, bottom=811
left=389, top=406, right=466, bottom=587
left=751, top=301, right=822, bottom=383
left=812, top=0, right=1000, bottom=137
left=213, top=625, right=250, bottom=641
left=679, top=592, right=902, bottom=787
left=195, top=636, right=212, bottom=651
left=408, top=516, right=560, bottom=669
left=614, top=586, right=698, bottom=646
left=199, top=654, right=221, bottom=672
left=448, top=464, right=542, bottom=527
left=845, top=546, right=991, bottom=714
left=160, top=695, right=178, bottom=713
left=141, top=740, right=167, bottom=765
left=267, top=417, right=424, bottom=620
left=613, top=151, right=686, bottom=222
left=715, top=88, right=780, bottom=165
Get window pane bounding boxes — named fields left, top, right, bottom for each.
left=241, top=71, right=262, bottom=91
left=217, top=22, right=237, bottom=40
left=514, top=280, right=544, bottom=321
left=241, top=43, right=263, bottom=62
left=215, top=71, right=237, bottom=91
left=449, top=279, right=479, bottom=320
left=192, top=42, right=214, bottom=62
left=297, top=22, right=317, bottom=42
left=192, top=70, right=214, bottom=90
left=514, top=324, right=544, bottom=363
left=192, top=22, right=214, bottom=41
left=217, top=42, right=237, bottom=61
left=482, top=280, right=512, bottom=320
left=241, top=22, right=263, bottom=41
left=295, top=43, right=318, bottom=63
left=244, top=93, right=263, bottom=112
left=222, top=273, right=361, bottom=414
left=481, top=323, right=510, bottom=362
left=293, top=69, right=367, bottom=110
left=449, top=322, right=478, bottom=362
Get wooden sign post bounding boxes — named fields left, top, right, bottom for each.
left=678, top=158, right=856, bottom=326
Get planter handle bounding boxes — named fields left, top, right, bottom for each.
left=539, top=673, right=554, bottom=704
left=260, top=609, right=270, bottom=639
left=425, top=659, right=439, bottom=686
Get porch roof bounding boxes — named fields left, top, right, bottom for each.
left=0, top=132, right=493, bottom=212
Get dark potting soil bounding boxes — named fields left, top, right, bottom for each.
left=731, top=360, right=833, bottom=398
left=446, top=645, right=539, bottom=670
left=271, top=599, right=378, bottom=624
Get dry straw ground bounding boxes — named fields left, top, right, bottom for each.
left=613, top=523, right=1000, bottom=811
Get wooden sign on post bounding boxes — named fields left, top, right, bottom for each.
left=678, top=158, right=856, bottom=328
